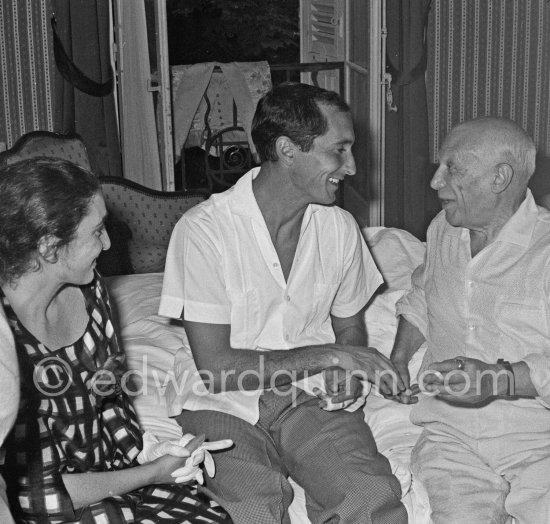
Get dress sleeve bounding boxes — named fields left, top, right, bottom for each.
left=4, top=386, right=77, bottom=522
left=0, top=303, right=18, bottom=446
left=93, top=273, right=143, bottom=464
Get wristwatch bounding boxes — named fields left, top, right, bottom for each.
left=496, top=359, right=515, bottom=397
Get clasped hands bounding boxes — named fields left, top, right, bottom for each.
left=386, top=356, right=506, bottom=405
left=313, top=345, right=408, bottom=410
left=137, top=431, right=233, bottom=484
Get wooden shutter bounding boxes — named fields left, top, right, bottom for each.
left=301, top=0, right=344, bottom=61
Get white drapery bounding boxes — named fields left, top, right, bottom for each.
left=117, top=0, right=162, bottom=190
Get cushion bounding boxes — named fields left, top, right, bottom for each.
left=361, top=227, right=426, bottom=357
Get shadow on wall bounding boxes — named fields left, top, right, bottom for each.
left=528, top=154, right=550, bottom=209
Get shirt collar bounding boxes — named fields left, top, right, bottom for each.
left=444, top=189, right=539, bottom=247
left=228, top=167, right=264, bottom=220
left=493, top=189, right=539, bottom=247
left=228, top=167, right=319, bottom=223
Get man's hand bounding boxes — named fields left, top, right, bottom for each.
left=313, top=367, right=364, bottom=410
left=421, top=357, right=508, bottom=405
left=384, top=358, right=420, bottom=404
left=332, top=345, right=405, bottom=397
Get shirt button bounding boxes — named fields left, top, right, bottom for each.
left=285, top=334, right=290, bottom=341
left=285, top=295, right=290, bottom=301
left=468, top=280, right=474, bottom=287
left=273, top=262, right=279, bottom=268
left=468, top=324, right=476, bottom=331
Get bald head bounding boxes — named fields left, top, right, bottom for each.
left=432, top=117, right=537, bottom=232
left=445, top=117, right=536, bottom=186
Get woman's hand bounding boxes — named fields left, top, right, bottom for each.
left=149, top=453, right=197, bottom=485
left=143, top=433, right=233, bottom=485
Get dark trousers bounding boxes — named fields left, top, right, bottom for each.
left=175, top=388, right=407, bottom=524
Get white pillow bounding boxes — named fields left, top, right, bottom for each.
left=362, top=227, right=425, bottom=358
left=363, top=227, right=425, bottom=291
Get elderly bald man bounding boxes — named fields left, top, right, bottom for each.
left=388, top=117, right=550, bottom=523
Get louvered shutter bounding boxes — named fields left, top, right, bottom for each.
left=301, top=0, right=344, bottom=61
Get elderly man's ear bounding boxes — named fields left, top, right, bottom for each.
left=37, top=235, right=61, bottom=264
left=491, top=163, right=514, bottom=193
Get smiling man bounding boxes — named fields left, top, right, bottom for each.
left=388, top=117, right=550, bottom=523
left=159, top=83, right=406, bottom=524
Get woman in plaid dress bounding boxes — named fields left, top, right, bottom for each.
left=0, top=158, right=232, bottom=524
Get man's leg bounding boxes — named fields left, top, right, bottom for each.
left=269, top=397, right=407, bottom=524
left=411, top=427, right=510, bottom=524
left=497, top=434, right=550, bottom=524
left=175, top=410, right=294, bottom=524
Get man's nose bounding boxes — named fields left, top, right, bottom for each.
left=345, top=152, right=356, bottom=177
left=430, top=166, right=447, bottom=190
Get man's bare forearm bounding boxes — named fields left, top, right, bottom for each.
left=184, top=320, right=388, bottom=393
left=331, top=311, right=367, bottom=346
left=196, top=343, right=339, bottom=392
left=390, top=316, right=426, bottom=365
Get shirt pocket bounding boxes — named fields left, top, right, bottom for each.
left=230, top=288, right=260, bottom=347
left=306, top=283, right=340, bottom=331
left=496, top=297, right=549, bottom=351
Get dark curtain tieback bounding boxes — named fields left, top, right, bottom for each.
left=51, top=15, right=113, bottom=98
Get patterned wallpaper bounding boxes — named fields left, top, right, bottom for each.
left=427, top=0, right=550, bottom=161
left=0, top=0, right=54, bottom=150
left=2, top=0, right=548, bottom=167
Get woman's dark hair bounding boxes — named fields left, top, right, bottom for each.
left=0, top=158, right=100, bottom=284
left=251, top=82, right=351, bottom=163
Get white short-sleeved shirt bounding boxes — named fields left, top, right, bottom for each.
left=159, top=168, right=382, bottom=423
left=397, top=190, right=550, bottom=435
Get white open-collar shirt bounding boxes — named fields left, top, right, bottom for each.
left=398, top=190, right=550, bottom=435
left=159, top=168, right=382, bottom=423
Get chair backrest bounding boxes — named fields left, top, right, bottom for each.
left=0, top=131, right=92, bottom=171
left=99, top=176, right=208, bottom=274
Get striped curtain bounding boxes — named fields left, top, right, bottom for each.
left=427, top=0, right=550, bottom=161
left=0, top=0, right=54, bottom=150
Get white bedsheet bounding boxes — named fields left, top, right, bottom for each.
left=105, top=226, right=431, bottom=523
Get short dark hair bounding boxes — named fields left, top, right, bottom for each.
left=251, top=82, right=351, bottom=162
left=0, top=158, right=100, bottom=284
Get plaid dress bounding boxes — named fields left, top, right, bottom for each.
left=1, top=273, right=231, bottom=524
